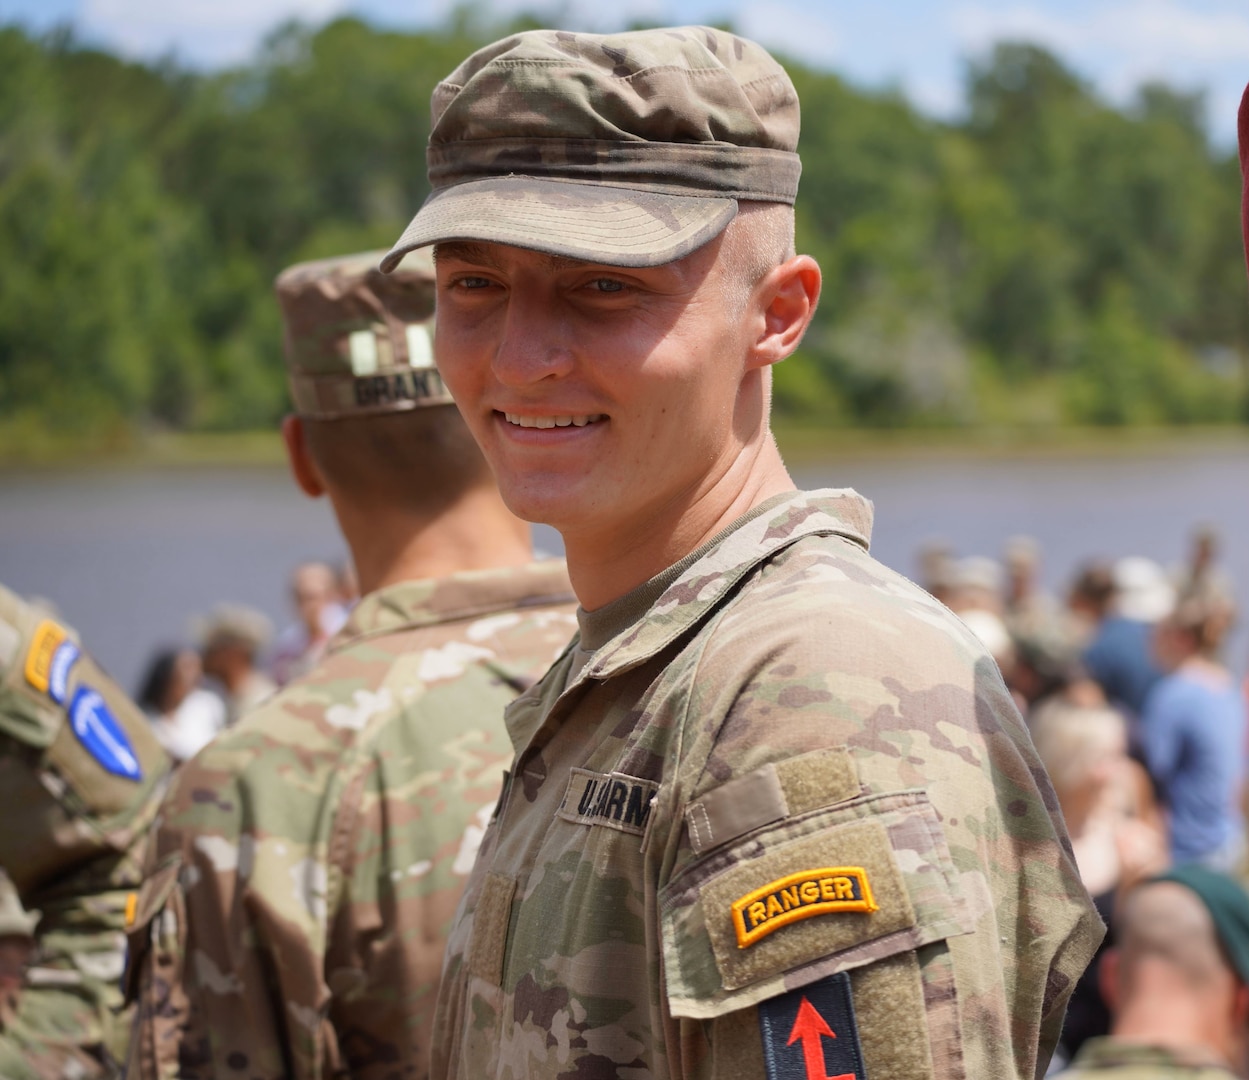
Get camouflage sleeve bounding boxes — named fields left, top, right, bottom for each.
left=0, top=871, right=36, bottom=941
left=122, top=734, right=334, bottom=1080
left=124, top=656, right=518, bottom=1080
left=654, top=567, right=1104, bottom=1080
left=320, top=705, right=509, bottom=1078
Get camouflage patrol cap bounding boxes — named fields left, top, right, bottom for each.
left=275, top=248, right=454, bottom=420
left=381, top=26, right=800, bottom=272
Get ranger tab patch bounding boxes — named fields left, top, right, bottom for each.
left=557, top=767, right=658, bottom=836
left=25, top=620, right=80, bottom=702
left=733, top=867, right=877, bottom=949
left=759, top=972, right=865, bottom=1080
left=69, top=686, right=142, bottom=781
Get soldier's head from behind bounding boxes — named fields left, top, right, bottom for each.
left=197, top=603, right=272, bottom=685
left=1102, top=866, right=1249, bottom=1073
left=275, top=248, right=529, bottom=591
left=383, top=28, right=820, bottom=605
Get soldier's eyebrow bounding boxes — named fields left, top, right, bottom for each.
left=433, top=242, right=601, bottom=276
left=433, top=241, right=498, bottom=268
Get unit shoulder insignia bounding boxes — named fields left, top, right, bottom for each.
left=759, top=972, right=865, bottom=1080
left=732, top=867, right=877, bottom=949
left=69, top=685, right=142, bottom=781
left=24, top=619, right=81, bottom=703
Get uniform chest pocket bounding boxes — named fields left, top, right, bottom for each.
left=659, top=789, right=975, bottom=1020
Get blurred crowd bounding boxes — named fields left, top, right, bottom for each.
left=134, top=559, right=358, bottom=764
left=920, top=524, right=1247, bottom=1071
left=122, top=522, right=1249, bottom=1073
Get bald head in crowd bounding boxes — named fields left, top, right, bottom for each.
left=1058, top=867, right=1249, bottom=1077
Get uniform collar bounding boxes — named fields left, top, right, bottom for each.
left=329, top=559, right=575, bottom=651
left=1071, top=1037, right=1239, bottom=1073
left=575, top=488, right=872, bottom=684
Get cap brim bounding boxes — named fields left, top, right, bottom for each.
left=380, top=177, right=737, bottom=272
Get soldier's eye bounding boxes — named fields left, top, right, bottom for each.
left=456, top=276, right=492, bottom=290
left=589, top=278, right=625, bottom=293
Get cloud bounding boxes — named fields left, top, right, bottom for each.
left=951, top=0, right=1249, bottom=140
left=734, top=3, right=841, bottom=70
left=80, top=0, right=343, bottom=65
left=953, top=0, right=1249, bottom=67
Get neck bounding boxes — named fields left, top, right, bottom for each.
left=332, top=485, right=534, bottom=595
left=565, top=433, right=794, bottom=611
left=1113, top=969, right=1238, bottom=1068
left=1180, top=654, right=1226, bottom=680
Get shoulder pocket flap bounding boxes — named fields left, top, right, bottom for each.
left=0, top=687, right=59, bottom=748
left=660, top=791, right=975, bottom=1020
left=121, top=852, right=183, bottom=1004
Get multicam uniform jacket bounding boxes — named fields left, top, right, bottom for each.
left=1054, top=1038, right=1241, bottom=1078
left=124, top=562, right=578, bottom=1080
left=431, top=490, right=1104, bottom=1080
left=0, top=583, right=172, bottom=1080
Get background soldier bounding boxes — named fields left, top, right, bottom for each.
left=0, top=583, right=171, bottom=1079
left=123, top=250, right=577, bottom=1079
left=195, top=602, right=276, bottom=725
left=384, top=27, right=1103, bottom=1080
left=1055, top=866, right=1249, bottom=1079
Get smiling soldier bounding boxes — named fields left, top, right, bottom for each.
left=382, top=26, right=1103, bottom=1080
left=121, top=251, right=578, bottom=1080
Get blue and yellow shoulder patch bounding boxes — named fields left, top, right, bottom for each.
left=760, top=972, right=865, bottom=1080
left=733, top=867, right=877, bottom=949
left=24, top=619, right=81, bottom=704
left=69, top=685, right=142, bottom=781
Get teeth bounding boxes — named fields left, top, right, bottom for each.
left=504, top=413, right=604, bottom=429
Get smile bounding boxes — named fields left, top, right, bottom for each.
left=503, top=413, right=605, bottom=429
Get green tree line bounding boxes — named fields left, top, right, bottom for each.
left=1, top=14, right=1246, bottom=452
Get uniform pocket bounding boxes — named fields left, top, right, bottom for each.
left=121, top=853, right=188, bottom=1079
left=121, top=853, right=183, bottom=1006
left=659, top=789, right=974, bottom=1020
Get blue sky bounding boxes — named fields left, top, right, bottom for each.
left=2, top=0, right=1247, bottom=144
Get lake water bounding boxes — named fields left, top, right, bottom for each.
left=3, top=439, right=1248, bottom=693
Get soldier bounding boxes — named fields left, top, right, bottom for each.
left=195, top=603, right=276, bottom=725
left=1054, top=866, right=1249, bottom=1079
left=0, top=584, right=172, bottom=1079
left=381, top=26, right=1104, bottom=1080
left=122, top=250, right=578, bottom=1078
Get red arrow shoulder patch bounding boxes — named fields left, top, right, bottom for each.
left=759, top=973, right=865, bottom=1080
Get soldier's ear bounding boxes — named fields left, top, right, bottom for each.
left=746, top=254, right=821, bottom=372
left=1098, top=948, right=1120, bottom=1014
left=281, top=415, right=326, bottom=499
left=1233, top=980, right=1249, bottom=1030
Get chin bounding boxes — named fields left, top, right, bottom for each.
left=496, top=476, right=583, bottom=529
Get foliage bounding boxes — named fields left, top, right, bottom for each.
left=0, top=19, right=1245, bottom=447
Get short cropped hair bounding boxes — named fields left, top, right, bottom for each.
left=302, top=406, right=494, bottom=517
left=723, top=202, right=796, bottom=311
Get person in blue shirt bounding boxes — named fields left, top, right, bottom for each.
left=1140, top=594, right=1245, bottom=869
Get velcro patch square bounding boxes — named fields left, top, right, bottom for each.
left=733, top=868, right=877, bottom=949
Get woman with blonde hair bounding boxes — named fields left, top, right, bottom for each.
left=1031, top=699, right=1168, bottom=1066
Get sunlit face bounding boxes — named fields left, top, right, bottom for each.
left=431, top=235, right=759, bottom=541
